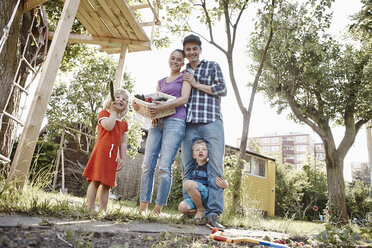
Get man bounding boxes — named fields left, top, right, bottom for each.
left=181, top=34, right=227, bottom=230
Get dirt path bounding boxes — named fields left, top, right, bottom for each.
left=0, top=214, right=291, bottom=247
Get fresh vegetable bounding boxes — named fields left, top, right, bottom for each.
left=109, top=80, right=115, bottom=102
left=134, top=94, right=146, bottom=101
left=154, top=96, right=168, bottom=102
left=145, top=97, right=153, bottom=103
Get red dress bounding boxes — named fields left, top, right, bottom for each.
left=82, top=110, right=128, bottom=187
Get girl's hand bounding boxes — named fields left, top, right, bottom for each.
left=216, top=177, right=228, bottom=189
left=116, top=158, right=124, bottom=171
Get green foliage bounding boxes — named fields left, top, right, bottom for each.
left=275, top=162, right=328, bottom=221
left=166, top=153, right=184, bottom=209
left=43, top=0, right=89, bottom=72
left=310, top=223, right=372, bottom=247
left=345, top=180, right=371, bottom=220
left=29, top=139, right=59, bottom=188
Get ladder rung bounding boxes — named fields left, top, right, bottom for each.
left=0, top=153, right=11, bottom=164
left=13, top=81, right=29, bottom=95
left=21, top=56, right=36, bottom=73
left=2, top=111, right=23, bottom=126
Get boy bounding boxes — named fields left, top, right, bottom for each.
left=178, top=140, right=228, bottom=221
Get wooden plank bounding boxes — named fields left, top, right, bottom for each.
left=80, top=0, right=112, bottom=36
left=8, top=0, right=81, bottom=187
left=76, top=3, right=105, bottom=36
left=115, top=44, right=128, bottom=88
left=100, top=43, right=150, bottom=54
left=48, top=32, right=151, bottom=49
left=146, top=0, right=160, bottom=25
left=106, top=0, right=137, bottom=40
left=23, top=0, right=48, bottom=13
left=75, top=11, right=99, bottom=36
left=112, top=0, right=149, bottom=41
left=90, top=0, right=122, bottom=38
left=95, top=0, right=130, bottom=39
left=131, top=3, right=150, bottom=10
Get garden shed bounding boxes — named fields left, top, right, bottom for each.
left=225, top=145, right=276, bottom=216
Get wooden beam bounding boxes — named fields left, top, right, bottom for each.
left=131, top=3, right=150, bottom=10
left=115, top=44, right=128, bottom=88
left=8, top=0, right=81, bottom=187
left=24, top=0, right=48, bottom=13
left=47, top=32, right=151, bottom=48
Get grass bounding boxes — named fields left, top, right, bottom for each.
left=0, top=179, right=324, bottom=238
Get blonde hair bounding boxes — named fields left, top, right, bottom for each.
left=192, top=139, right=207, bottom=151
left=103, top=88, right=129, bottom=118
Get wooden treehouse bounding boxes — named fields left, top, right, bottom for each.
left=6, top=0, right=162, bottom=187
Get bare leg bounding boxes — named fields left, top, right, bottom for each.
left=86, top=181, right=100, bottom=210
left=99, top=184, right=110, bottom=211
left=152, top=204, right=162, bottom=214
left=139, top=202, right=149, bottom=213
left=184, top=180, right=205, bottom=219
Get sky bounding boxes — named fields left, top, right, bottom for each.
left=123, top=0, right=368, bottom=181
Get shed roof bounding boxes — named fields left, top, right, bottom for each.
left=26, top=0, right=161, bottom=53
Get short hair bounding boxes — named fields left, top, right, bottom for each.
left=102, top=88, right=129, bottom=118
left=183, top=34, right=202, bottom=48
left=192, top=139, right=207, bottom=151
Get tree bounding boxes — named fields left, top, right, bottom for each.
left=250, top=0, right=372, bottom=220
left=0, top=1, right=43, bottom=161
left=161, top=0, right=276, bottom=210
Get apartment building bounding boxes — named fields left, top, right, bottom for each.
left=242, top=133, right=325, bottom=169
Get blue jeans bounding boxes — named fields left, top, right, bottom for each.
left=140, top=117, right=185, bottom=205
left=181, top=120, right=225, bottom=218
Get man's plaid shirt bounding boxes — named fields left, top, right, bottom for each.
left=185, top=59, right=227, bottom=123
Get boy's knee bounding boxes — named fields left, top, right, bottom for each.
left=178, top=201, right=189, bottom=214
left=184, top=180, right=196, bottom=191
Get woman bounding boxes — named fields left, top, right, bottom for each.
left=133, top=49, right=191, bottom=214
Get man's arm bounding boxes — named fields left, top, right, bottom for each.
left=183, top=62, right=227, bottom=96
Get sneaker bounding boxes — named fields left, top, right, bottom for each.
left=206, top=214, right=224, bottom=231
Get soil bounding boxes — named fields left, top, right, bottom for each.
left=0, top=215, right=292, bottom=248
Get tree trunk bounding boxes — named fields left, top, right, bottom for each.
left=0, top=1, right=32, bottom=161
left=325, top=154, right=349, bottom=221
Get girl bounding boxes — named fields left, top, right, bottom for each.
left=133, top=49, right=191, bottom=215
left=82, top=88, right=129, bottom=212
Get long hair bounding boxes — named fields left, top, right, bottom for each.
left=102, top=88, right=129, bottom=118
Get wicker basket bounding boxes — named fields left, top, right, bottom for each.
left=133, top=92, right=176, bottom=119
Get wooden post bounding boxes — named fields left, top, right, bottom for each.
left=8, top=0, right=81, bottom=187
left=52, top=129, right=65, bottom=190
left=115, top=44, right=128, bottom=88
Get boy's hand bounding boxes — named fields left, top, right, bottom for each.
left=116, top=158, right=124, bottom=171
left=216, top=177, right=228, bottom=189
